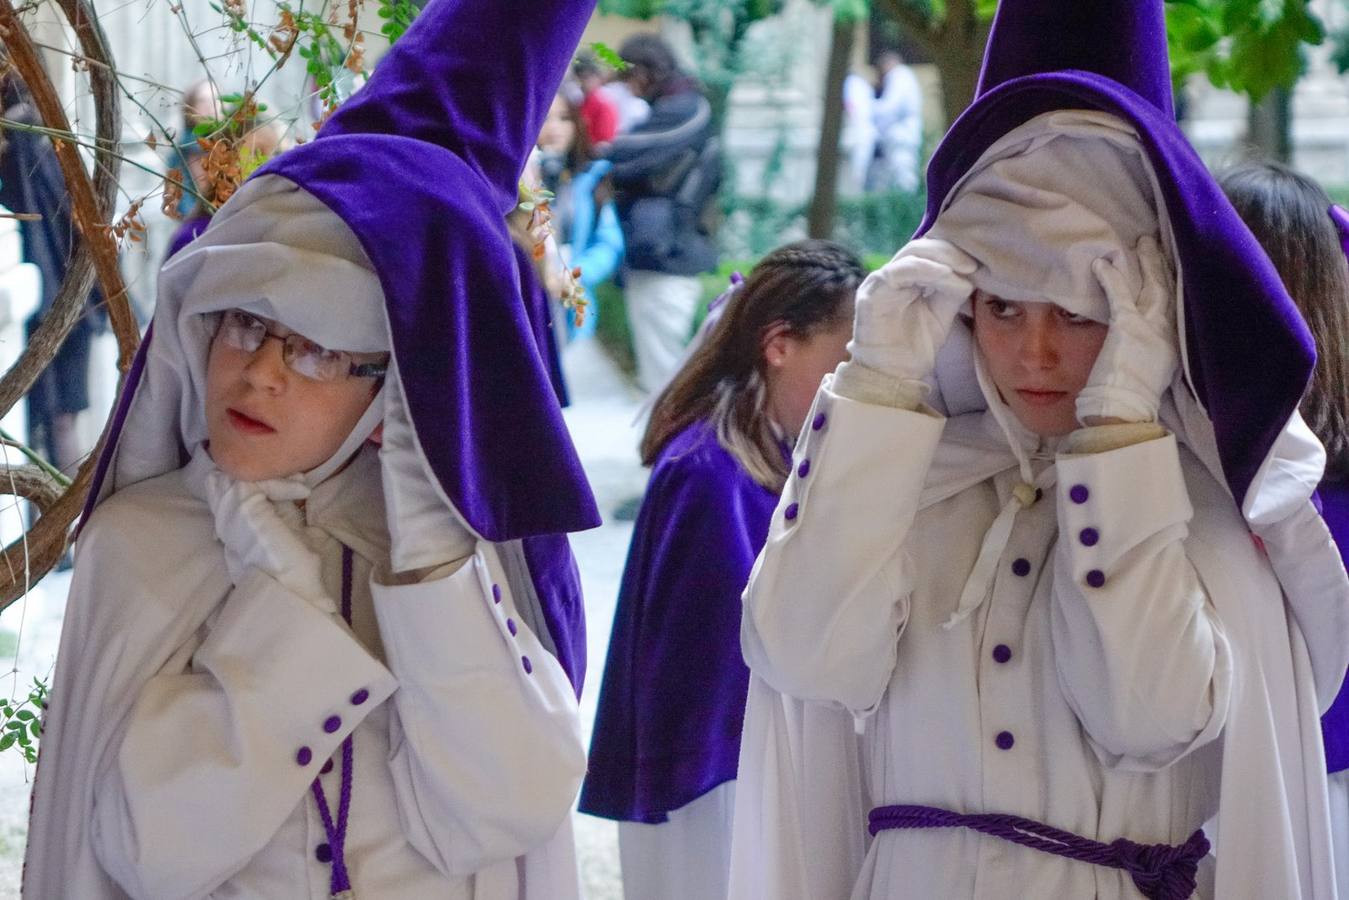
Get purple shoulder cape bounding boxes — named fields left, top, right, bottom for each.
left=580, top=420, right=777, bottom=822
left=1317, top=480, right=1349, bottom=773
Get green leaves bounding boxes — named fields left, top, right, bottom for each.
left=0, top=677, right=47, bottom=764
left=589, top=41, right=627, bottom=72
left=376, top=0, right=420, bottom=43
left=1165, top=0, right=1324, bottom=102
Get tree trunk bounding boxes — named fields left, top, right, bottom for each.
left=933, top=39, right=985, bottom=127
left=1246, top=86, right=1293, bottom=163
left=808, top=16, right=853, bottom=239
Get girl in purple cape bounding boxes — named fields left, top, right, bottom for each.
left=581, top=240, right=863, bottom=900
left=23, top=0, right=603, bottom=896
left=1220, top=159, right=1349, bottom=892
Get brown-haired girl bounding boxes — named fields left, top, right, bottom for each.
left=580, top=239, right=864, bottom=900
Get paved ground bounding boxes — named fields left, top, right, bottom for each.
left=0, top=337, right=645, bottom=898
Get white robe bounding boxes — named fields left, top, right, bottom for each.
left=25, top=447, right=587, bottom=899
left=729, top=379, right=1336, bottom=899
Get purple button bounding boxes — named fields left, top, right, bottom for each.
left=350, top=688, right=369, bottom=706
left=492, top=584, right=502, bottom=604
left=812, top=412, right=827, bottom=431
left=784, top=502, right=800, bottom=522
left=995, top=731, right=1015, bottom=750
left=507, top=618, right=518, bottom=636
left=1086, top=569, right=1106, bottom=588
left=1069, top=484, right=1089, bottom=504
left=1080, top=527, right=1099, bottom=547
left=992, top=644, right=1012, bottom=664
left=315, top=842, right=333, bottom=863
left=1011, top=558, right=1031, bottom=577
left=320, top=758, right=334, bottom=775
left=522, top=655, right=533, bottom=674
left=323, top=715, right=341, bottom=734
left=296, top=746, right=313, bottom=766
left=797, top=458, right=811, bottom=479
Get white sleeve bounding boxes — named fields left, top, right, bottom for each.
left=1050, top=434, right=1233, bottom=771
left=741, top=378, right=945, bottom=715
left=91, top=571, right=399, bottom=900
left=373, top=545, right=586, bottom=876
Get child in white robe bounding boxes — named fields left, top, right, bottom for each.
left=730, top=109, right=1347, bottom=900
left=21, top=0, right=603, bottom=896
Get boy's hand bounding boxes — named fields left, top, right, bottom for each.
left=201, top=469, right=333, bottom=612
left=1076, top=235, right=1178, bottom=425
left=847, top=237, right=977, bottom=383
left=379, top=366, right=473, bottom=574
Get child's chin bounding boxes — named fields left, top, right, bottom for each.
left=210, top=447, right=301, bottom=483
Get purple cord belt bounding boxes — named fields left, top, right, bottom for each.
left=868, top=804, right=1209, bottom=900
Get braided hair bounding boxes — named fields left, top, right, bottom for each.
left=1220, top=161, right=1349, bottom=480
left=641, top=239, right=865, bottom=490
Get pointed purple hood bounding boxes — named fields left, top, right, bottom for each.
left=94, top=0, right=600, bottom=542
left=921, top=0, right=1314, bottom=510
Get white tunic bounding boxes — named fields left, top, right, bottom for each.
left=738, top=385, right=1244, bottom=899
left=33, top=449, right=586, bottom=899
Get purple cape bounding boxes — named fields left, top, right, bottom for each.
left=921, top=0, right=1315, bottom=510
left=83, top=0, right=600, bottom=690
left=580, top=421, right=777, bottom=822
left=1318, top=481, right=1349, bottom=773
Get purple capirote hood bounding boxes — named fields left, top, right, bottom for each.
left=921, top=63, right=1314, bottom=512
left=89, top=0, right=600, bottom=544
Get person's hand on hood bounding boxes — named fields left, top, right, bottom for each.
left=1076, top=235, right=1178, bottom=426
left=846, top=237, right=978, bottom=386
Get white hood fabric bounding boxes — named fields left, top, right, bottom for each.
left=110, top=175, right=390, bottom=497
left=928, top=112, right=1162, bottom=325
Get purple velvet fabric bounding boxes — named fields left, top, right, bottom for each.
left=921, top=68, right=1315, bottom=511
left=579, top=420, right=777, bottom=823
left=1317, top=481, right=1349, bottom=773
left=976, top=0, right=1174, bottom=118
left=165, top=214, right=212, bottom=259
left=1330, top=204, right=1349, bottom=258
left=513, top=241, right=569, bottom=408
left=521, top=532, right=587, bottom=696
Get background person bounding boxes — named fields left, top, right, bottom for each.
left=581, top=240, right=863, bottom=900
left=606, top=33, right=720, bottom=394
left=1220, top=159, right=1349, bottom=892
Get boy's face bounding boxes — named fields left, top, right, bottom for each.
left=204, top=312, right=383, bottom=482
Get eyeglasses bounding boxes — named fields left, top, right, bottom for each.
left=214, top=309, right=389, bottom=382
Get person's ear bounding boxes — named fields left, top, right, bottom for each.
left=368, top=422, right=384, bottom=447
left=761, top=321, right=793, bottom=369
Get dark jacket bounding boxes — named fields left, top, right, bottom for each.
left=607, top=81, right=720, bottom=276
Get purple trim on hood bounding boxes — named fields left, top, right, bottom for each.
left=919, top=71, right=1315, bottom=508
left=78, top=321, right=155, bottom=537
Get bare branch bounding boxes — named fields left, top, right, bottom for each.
left=0, top=0, right=134, bottom=603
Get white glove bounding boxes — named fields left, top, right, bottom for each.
left=200, top=466, right=333, bottom=612
left=380, top=366, right=475, bottom=574
left=846, top=238, right=978, bottom=383
left=1076, top=235, right=1179, bottom=425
